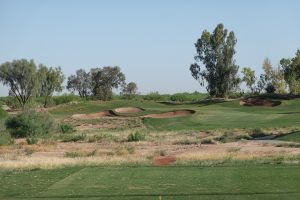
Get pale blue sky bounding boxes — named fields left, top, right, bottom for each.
left=0, top=0, right=300, bottom=96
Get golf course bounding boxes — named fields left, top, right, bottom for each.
left=1, top=96, right=300, bottom=199
left=1, top=1, right=300, bottom=199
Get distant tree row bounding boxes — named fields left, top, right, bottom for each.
left=0, top=60, right=138, bottom=108
left=67, top=67, right=138, bottom=100
left=0, top=59, right=64, bottom=108
left=190, top=23, right=300, bottom=97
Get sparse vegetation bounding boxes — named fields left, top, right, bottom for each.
left=59, top=123, right=74, bottom=134
left=60, top=133, right=87, bottom=142
left=127, top=131, right=145, bottom=142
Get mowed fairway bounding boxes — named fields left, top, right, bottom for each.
left=48, top=98, right=300, bottom=130
left=1, top=165, right=300, bottom=200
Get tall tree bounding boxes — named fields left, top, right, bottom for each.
left=67, top=69, right=91, bottom=98
left=38, top=65, right=65, bottom=107
left=0, top=59, right=37, bottom=108
left=121, top=82, right=138, bottom=99
left=280, top=49, right=300, bottom=94
left=241, top=67, right=256, bottom=93
left=261, top=58, right=286, bottom=94
left=91, top=66, right=125, bottom=101
left=190, top=24, right=240, bottom=98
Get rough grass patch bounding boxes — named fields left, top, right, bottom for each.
left=60, top=133, right=87, bottom=142
left=59, top=123, right=74, bottom=134
left=275, top=142, right=300, bottom=148
left=0, top=131, right=14, bottom=146
left=26, top=137, right=38, bottom=145
left=127, top=131, right=145, bottom=142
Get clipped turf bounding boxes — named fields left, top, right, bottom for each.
left=1, top=165, right=300, bottom=199
left=49, top=98, right=300, bottom=131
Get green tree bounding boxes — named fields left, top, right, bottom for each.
left=0, top=59, right=37, bottom=108
left=261, top=58, right=286, bottom=94
left=241, top=67, right=256, bottom=93
left=121, top=82, right=138, bottom=99
left=190, top=23, right=240, bottom=98
left=67, top=69, right=91, bottom=98
left=91, top=66, right=125, bottom=101
left=280, top=49, right=300, bottom=94
left=38, top=65, right=65, bottom=107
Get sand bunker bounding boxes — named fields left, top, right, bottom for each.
left=114, top=107, right=144, bottom=114
left=144, top=109, right=196, bottom=118
left=71, top=111, right=114, bottom=119
left=240, top=98, right=281, bottom=107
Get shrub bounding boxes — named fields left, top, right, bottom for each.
left=142, top=92, right=164, bottom=101
left=64, top=151, right=82, bottom=158
left=200, top=137, right=215, bottom=144
left=127, top=131, right=145, bottom=142
left=26, top=137, right=38, bottom=145
left=60, top=133, right=86, bottom=142
left=250, top=128, right=268, bottom=138
left=0, top=131, right=14, bottom=146
left=5, top=111, right=54, bottom=138
left=59, top=123, right=74, bottom=134
left=52, top=94, right=80, bottom=105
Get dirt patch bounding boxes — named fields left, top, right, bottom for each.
left=153, top=156, right=176, bottom=166
left=240, top=98, right=281, bottom=107
left=1, top=105, right=19, bottom=114
left=71, top=111, right=114, bottom=119
left=144, top=109, right=196, bottom=118
left=114, top=107, right=144, bottom=114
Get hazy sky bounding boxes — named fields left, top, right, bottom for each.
left=0, top=0, right=300, bottom=96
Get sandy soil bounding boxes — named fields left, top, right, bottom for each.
left=1, top=138, right=299, bottom=169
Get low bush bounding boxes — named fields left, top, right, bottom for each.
left=64, top=151, right=82, bottom=158
left=250, top=128, right=268, bottom=138
left=170, top=92, right=206, bottom=102
left=52, top=94, right=81, bottom=105
left=127, top=131, right=145, bottom=142
left=60, top=133, right=87, bottom=142
left=142, top=92, right=167, bottom=101
left=59, top=123, right=74, bottom=134
left=200, top=137, right=215, bottom=144
left=0, top=131, right=14, bottom=146
left=5, top=111, right=54, bottom=138
left=26, top=137, right=38, bottom=145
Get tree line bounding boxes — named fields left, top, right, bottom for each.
left=190, top=23, right=300, bottom=98
left=1, top=23, right=299, bottom=108
left=0, top=60, right=138, bottom=108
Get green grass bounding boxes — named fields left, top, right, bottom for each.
left=48, top=98, right=300, bottom=131
left=276, top=131, right=300, bottom=142
left=1, top=165, right=300, bottom=199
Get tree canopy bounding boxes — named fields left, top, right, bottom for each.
left=67, top=69, right=91, bottom=98
left=190, top=23, right=240, bottom=98
left=38, top=65, right=65, bottom=107
left=241, top=67, right=256, bottom=93
left=0, top=59, right=38, bottom=108
left=280, top=49, right=300, bottom=94
left=90, top=66, right=126, bottom=101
